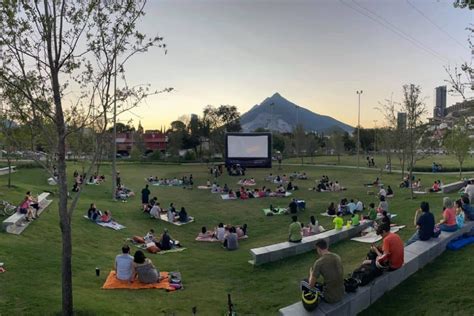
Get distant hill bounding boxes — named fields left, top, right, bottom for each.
left=240, top=93, right=353, bottom=133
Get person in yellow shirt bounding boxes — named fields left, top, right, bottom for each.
left=333, top=212, right=343, bottom=230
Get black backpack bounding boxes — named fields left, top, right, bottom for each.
left=344, top=277, right=359, bottom=292
left=351, top=263, right=383, bottom=286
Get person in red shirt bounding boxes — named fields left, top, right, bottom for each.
left=371, top=224, right=404, bottom=270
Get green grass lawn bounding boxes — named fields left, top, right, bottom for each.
left=0, top=162, right=473, bottom=315
left=285, top=153, right=474, bottom=171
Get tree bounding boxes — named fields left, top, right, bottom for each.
left=306, top=133, right=320, bottom=163
left=272, top=132, right=286, bottom=153
left=0, top=1, right=169, bottom=314
left=342, top=132, right=355, bottom=153
left=402, top=84, right=428, bottom=199
left=202, top=105, right=241, bottom=154
left=329, top=131, right=345, bottom=164
left=443, top=118, right=472, bottom=178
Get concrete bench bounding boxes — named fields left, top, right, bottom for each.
left=279, top=222, right=474, bottom=315
left=0, top=166, right=17, bottom=176
left=2, top=192, right=53, bottom=235
left=441, top=180, right=469, bottom=194
left=249, top=221, right=372, bottom=265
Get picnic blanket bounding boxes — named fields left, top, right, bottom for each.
left=83, top=216, right=126, bottom=230
left=197, top=186, right=211, bottom=189
left=134, top=243, right=187, bottom=255
left=102, top=271, right=176, bottom=290
left=195, top=235, right=248, bottom=242
left=237, top=180, right=256, bottom=186
left=220, top=194, right=237, bottom=200
left=413, top=190, right=427, bottom=195
left=263, top=208, right=288, bottom=216
left=158, top=214, right=194, bottom=226
left=350, top=225, right=406, bottom=243
left=320, top=212, right=337, bottom=217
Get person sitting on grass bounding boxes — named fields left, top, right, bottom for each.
left=355, top=199, right=364, bottom=213
left=223, top=184, right=229, bottom=193
left=115, top=245, right=134, bottom=282
left=288, top=199, right=298, bottom=214
left=236, top=224, right=248, bottom=238
left=377, top=195, right=389, bottom=213
left=365, top=224, right=404, bottom=271
left=327, top=202, right=336, bottom=216
left=364, top=202, right=377, bottom=220
left=333, top=212, right=344, bottom=230
left=378, top=186, right=387, bottom=199
left=338, top=198, right=349, bottom=215
left=223, top=226, right=239, bottom=250
left=167, top=203, right=177, bottom=222
left=149, top=202, right=161, bottom=219
left=216, top=223, right=226, bottom=241
left=347, top=199, right=356, bottom=215
left=287, top=181, right=298, bottom=191
left=405, top=201, right=435, bottom=246
left=100, top=210, right=112, bottom=223
left=87, top=203, right=98, bottom=220
left=379, top=210, right=391, bottom=228
left=178, top=207, right=189, bottom=223
left=228, top=189, right=236, bottom=198
left=386, top=185, right=394, bottom=198
left=289, top=216, right=303, bottom=243
left=156, top=228, right=179, bottom=250
left=351, top=213, right=360, bottom=226
left=437, top=197, right=458, bottom=232
left=133, top=250, right=161, bottom=284
left=305, top=239, right=344, bottom=304
left=461, top=196, right=474, bottom=221
left=198, top=226, right=215, bottom=239
left=429, top=180, right=441, bottom=193
left=144, top=229, right=156, bottom=243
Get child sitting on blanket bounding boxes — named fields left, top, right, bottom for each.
left=100, top=210, right=112, bottom=223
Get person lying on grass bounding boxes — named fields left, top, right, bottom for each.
left=133, top=250, right=164, bottom=284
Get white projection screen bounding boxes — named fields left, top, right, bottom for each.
left=225, top=133, right=272, bottom=168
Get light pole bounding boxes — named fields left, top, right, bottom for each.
left=356, top=90, right=363, bottom=170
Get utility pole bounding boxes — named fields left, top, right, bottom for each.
left=270, top=102, right=274, bottom=131
left=356, top=90, right=363, bottom=171
left=373, top=120, right=377, bottom=154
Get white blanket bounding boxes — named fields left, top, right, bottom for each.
left=83, top=215, right=126, bottom=230
left=351, top=225, right=406, bottom=243
left=158, top=213, right=194, bottom=226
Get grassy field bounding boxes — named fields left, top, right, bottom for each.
left=0, top=162, right=473, bottom=315
left=285, top=153, right=474, bottom=171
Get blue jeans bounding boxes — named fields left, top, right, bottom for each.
left=405, top=231, right=420, bottom=246
left=439, top=224, right=458, bottom=232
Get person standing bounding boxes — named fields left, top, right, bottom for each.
left=141, top=185, right=151, bottom=210
left=116, top=172, right=121, bottom=188
left=307, top=239, right=344, bottom=303
left=115, top=245, right=134, bottom=281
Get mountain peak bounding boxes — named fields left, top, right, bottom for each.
left=240, top=93, right=353, bottom=133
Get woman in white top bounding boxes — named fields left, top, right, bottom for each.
left=215, top=223, right=226, bottom=241
left=308, top=215, right=321, bottom=235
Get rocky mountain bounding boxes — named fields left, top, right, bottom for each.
left=240, top=93, right=353, bottom=133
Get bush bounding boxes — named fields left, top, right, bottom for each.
left=184, top=150, right=196, bottom=161
left=411, top=166, right=474, bottom=173
left=149, top=150, right=161, bottom=161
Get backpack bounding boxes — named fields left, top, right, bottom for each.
left=344, top=277, right=359, bottom=292
left=351, top=263, right=383, bottom=286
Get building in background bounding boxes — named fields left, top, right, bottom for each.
left=116, top=130, right=167, bottom=155
left=397, top=112, right=407, bottom=130
left=433, top=86, right=447, bottom=118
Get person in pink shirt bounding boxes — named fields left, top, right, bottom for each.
left=437, top=197, right=458, bottom=232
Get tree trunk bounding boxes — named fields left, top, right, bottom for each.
left=7, top=154, right=11, bottom=188
left=460, top=161, right=463, bottom=179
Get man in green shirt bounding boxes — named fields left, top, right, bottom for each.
left=308, top=239, right=344, bottom=303
left=333, top=212, right=343, bottom=230
left=289, top=215, right=302, bottom=242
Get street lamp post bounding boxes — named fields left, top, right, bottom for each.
left=356, top=90, right=363, bottom=170
left=373, top=120, right=377, bottom=154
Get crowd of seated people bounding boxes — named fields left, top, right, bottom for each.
left=209, top=164, right=223, bottom=177
left=115, top=185, right=135, bottom=201
left=432, top=162, right=443, bottom=173
left=86, top=173, right=106, bottom=185
left=237, top=178, right=256, bottom=186
left=289, top=171, right=308, bottom=180
left=312, top=175, right=345, bottom=192
left=146, top=174, right=193, bottom=186
left=197, top=223, right=248, bottom=250
left=162, top=203, right=190, bottom=223
left=17, top=191, right=40, bottom=221
left=227, top=164, right=245, bottom=176
left=86, top=203, right=113, bottom=223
